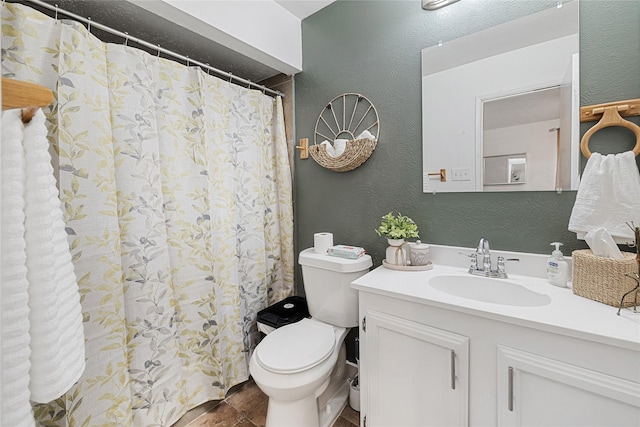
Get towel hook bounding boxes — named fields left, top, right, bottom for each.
left=580, top=105, right=640, bottom=158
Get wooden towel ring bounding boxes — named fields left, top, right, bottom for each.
left=580, top=104, right=640, bottom=158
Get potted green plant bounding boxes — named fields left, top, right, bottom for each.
left=375, top=212, right=419, bottom=265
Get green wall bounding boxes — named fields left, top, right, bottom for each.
left=294, top=0, right=640, bottom=281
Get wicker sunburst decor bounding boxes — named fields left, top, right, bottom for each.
left=310, top=93, right=379, bottom=172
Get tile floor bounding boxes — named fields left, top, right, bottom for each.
left=172, top=379, right=360, bottom=427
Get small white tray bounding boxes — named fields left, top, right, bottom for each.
left=382, top=260, right=433, bottom=271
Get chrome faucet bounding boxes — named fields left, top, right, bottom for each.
left=477, top=237, right=492, bottom=272
left=462, top=237, right=515, bottom=279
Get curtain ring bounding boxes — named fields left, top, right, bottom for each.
left=186, top=56, right=190, bottom=66
left=54, top=4, right=59, bottom=21
left=156, top=44, right=160, bottom=58
left=87, top=17, right=91, bottom=32
left=124, top=32, right=129, bottom=47
left=205, top=63, right=210, bottom=75
left=247, top=80, right=251, bottom=89
left=228, top=72, right=233, bottom=83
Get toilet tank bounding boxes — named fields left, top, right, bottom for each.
left=298, top=248, right=372, bottom=328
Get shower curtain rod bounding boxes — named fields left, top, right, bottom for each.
left=18, top=0, right=285, bottom=98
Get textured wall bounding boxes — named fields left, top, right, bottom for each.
left=294, top=0, right=640, bottom=285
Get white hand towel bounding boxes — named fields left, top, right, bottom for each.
left=319, top=139, right=348, bottom=158
left=568, top=151, right=640, bottom=244
left=355, top=130, right=377, bottom=141
left=333, top=138, right=348, bottom=157
left=1, top=110, right=35, bottom=427
left=320, top=140, right=336, bottom=157
left=23, top=109, right=85, bottom=403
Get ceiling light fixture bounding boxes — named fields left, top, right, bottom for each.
left=422, top=0, right=461, bottom=10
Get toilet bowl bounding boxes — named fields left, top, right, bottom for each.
left=250, top=318, right=349, bottom=427
left=249, top=248, right=371, bottom=427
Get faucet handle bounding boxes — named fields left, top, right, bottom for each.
left=497, top=256, right=506, bottom=271
left=496, top=256, right=519, bottom=278
left=459, top=251, right=477, bottom=271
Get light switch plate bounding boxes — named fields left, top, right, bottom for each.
left=451, top=168, right=471, bottom=181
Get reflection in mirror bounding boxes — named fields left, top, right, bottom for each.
left=484, top=154, right=527, bottom=186
left=422, top=0, right=579, bottom=193
left=482, top=87, right=570, bottom=191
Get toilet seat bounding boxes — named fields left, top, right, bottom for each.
left=255, top=318, right=335, bottom=374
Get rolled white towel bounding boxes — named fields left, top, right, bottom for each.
left=333, top=139, right=348, bottom=157
left=355, top=130, right=376, bottom=141
left=319, top=138, right=349, bottom=158
left=320, top=140, right=336, bottom=157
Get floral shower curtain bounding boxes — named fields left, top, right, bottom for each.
left=2, top=3, right=294, bottom=426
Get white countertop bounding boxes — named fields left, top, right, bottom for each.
left=351, top=245, right=640, bottom=351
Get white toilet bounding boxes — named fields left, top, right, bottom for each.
left=249, top=247, right=372, bottom=427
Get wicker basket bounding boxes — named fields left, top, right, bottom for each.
left=572, top=249, right=638, bottom=307
left=309, top=137, right=377, bottom=172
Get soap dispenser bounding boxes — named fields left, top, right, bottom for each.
left=547, top=242, right=569, bottom=287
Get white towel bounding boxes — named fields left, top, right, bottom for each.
left=23, top=109, right=85, bottom=403
left=320, top=140, right=336, bottom=157
left=333, top=138, right=348, bottom=157
left=1, top=110, right=35, bottom=427
left=355, top=130, right=377, bottom=141
left=568, top=151, right=640, bottom=244
left=319, top=138, right=349, bottom=158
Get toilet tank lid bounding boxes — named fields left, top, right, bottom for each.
left=299, top=248, right=372, bottom=273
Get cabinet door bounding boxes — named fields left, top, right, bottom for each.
left=497, top=345, right=640, bottom=427
left=361, top=310, right=469, bottom=427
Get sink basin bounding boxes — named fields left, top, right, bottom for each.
left=428, top=275, right=551, bottom=307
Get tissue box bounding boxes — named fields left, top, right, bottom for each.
left=572, top=249, right=637, bottom=307
left=327, top=245, right=366, bottom=259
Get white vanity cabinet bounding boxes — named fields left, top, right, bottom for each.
left=356, top=285, right=640, bottom=427
left=496, top=346, right=640, bottom=427
left=360, top=308, right=469, bottom=427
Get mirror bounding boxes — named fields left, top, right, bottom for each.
left=421, top=1, right=579, bottom=193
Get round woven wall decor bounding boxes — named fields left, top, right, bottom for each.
left=311, top=93, right=379, bottom=172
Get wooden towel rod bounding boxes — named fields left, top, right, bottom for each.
left=1, top=77, right=54, bottom=123
left=579, top=98, right=640, bottom=159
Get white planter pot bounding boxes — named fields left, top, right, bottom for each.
left=386, top=238, right=407, bottom=266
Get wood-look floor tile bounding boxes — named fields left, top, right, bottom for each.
left=331, top=416, right=358, bottom=427
left=173, top=400, right=221, bottom=427
left=243, top=398, right=268, bottom=427
left=232, top=418, right=257, bottom=427
left=339, top=405, right=360, bottom=425
left=226, top=381, right=268, bottom=414
left=188, top=402, right=245, bottom=427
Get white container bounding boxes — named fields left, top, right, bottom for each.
left=349, top=374, right=360, bottom=411
left=385, top=238, right=407, bottom=266
left=408, top=240, right=430, bottom=266
left=546, top=242, right=569, bottom=287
